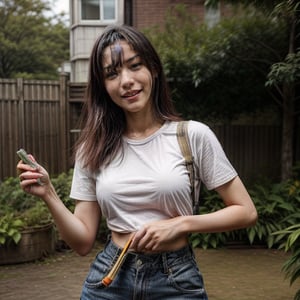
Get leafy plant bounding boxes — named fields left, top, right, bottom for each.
left=0, top=174, right=59, bottom=246
left=0, top=177, right=37, bottom=212
left=246, top=181, right=296, bottom=247
left=51, top=169, right=74, bottom=212
left=0, top=213, right=24, bottom=245
left=190, top=176, right=300, bottom=249
left=0, top=169, right=87, bottom=248
left=273, top=224, right=300, bottom=300
left=20, top=202, right=52, bottom=228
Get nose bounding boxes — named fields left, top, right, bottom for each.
left=120, top=69, right=134, bottom=89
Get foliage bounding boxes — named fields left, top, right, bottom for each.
left=0, top=170, right=75, bottom=245
left=206, top=0, right=300, bottom=186
left=190, top=176, right=300, bottom=249
left=144, top=5, right=286, bottom=123
left=0, top=177, right=52, bottom=245
left=273, top=224, right=300, bottom=300
left=266, top=51, right=300, bottom=85
left=0, top=176, right=37, bottom=212
left=0, top=0, right=69, bottom=79
left=20, top=201, right=52, bottom=227
left=0, top=169, right=109, bottom=246
left=247, top=180, right=300, bottom=247
left=0, top=213, right=23, bottom=245
left=51, top=169, right=75, bottom=212
left=144, top=4, right=203, bottom=80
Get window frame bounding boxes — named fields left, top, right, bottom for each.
left=80, top=0, right=118, bottom=23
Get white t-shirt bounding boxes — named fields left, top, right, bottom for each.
left=70, top=121, right=237, bottom=233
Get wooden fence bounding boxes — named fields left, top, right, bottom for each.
left=0, top=77, right=298, bottom=183
left=0, top=76, right=68, bottom=180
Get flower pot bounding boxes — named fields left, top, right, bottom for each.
left=0, top=223, right=56, bottom=265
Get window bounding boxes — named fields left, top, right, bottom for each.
left=81, top=0, right=116, bottom=21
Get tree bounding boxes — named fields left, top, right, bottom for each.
left=0, top=0, right=69, bottom=79
left=145, top=5, right=285, bottom=123
left=206, top=1, right=300, bottom=180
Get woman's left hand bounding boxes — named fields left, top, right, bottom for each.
left=131, top=216, right=186, bottom=252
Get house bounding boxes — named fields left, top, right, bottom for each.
left=70, top=0, right=230, bottom=82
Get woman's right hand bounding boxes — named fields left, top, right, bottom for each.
left=17, top=154, right=51, bottom=198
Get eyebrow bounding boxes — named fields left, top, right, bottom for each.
left=103, top=54, right=140, bottom=71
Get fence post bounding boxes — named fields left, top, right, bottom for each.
left=17, top=78, right=25, bottom=148
left=59, top=73, right=69, bottom=171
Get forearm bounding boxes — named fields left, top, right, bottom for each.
left=181, top=204, right=257, bottom=234
left=43, top=185, right=98, bottom=255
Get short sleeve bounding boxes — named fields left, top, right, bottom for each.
left=189, top=121, right=237, bottom=190
left=69, top=160, right=97, bottom=201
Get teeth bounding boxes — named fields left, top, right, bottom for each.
left=124, top=91, right=138, bottom=97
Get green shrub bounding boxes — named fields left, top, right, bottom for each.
left=273, top=224, right=300, bottom=300
left=0, top=177, right=37, bottom=213
left=51, top=169, right=75, bottom=212
left=0, top=170, right=75, bottom=246
left=0, top=213, right=23, bottom=245
left=190, top=178, right=300, bottom=249
left=246, top=180, right=299, bottom=248
left=0, top=169, right=109, bottom=246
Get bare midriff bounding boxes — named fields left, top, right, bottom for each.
left=111, top=231, right=189, bottom=253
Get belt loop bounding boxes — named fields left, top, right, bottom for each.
left=104, top=234, right=112, bottom=248
left=161, top=253, right=169, bottom=274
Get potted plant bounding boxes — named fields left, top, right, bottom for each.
left=0, top=177, right=56, bottom=264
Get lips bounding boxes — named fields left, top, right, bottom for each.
left=122, top=90, right=141, bottom=99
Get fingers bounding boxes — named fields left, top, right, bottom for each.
left=131, top=227, right=159, bottom=252
left=17, top=160, right=37, bottom=175
left=18, top=164, right=47, bottom=195
left=19, top=171, right=44, bottom=184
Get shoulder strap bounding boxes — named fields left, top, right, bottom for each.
left=177, top=121, right=199, bottom=214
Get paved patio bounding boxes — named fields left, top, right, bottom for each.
left=0, top=244, right=298, bottom=300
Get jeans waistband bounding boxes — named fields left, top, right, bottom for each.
left=104, top=239, right=194, bottom=273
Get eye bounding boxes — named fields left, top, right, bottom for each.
left=130, top=62, right=142, bottom=70
left=105, top=68, right=118, bottom=79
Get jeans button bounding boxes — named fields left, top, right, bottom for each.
left=136, top=259, right=142, bottom=266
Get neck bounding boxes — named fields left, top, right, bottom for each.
left=124, top=114, right=164, bottom=140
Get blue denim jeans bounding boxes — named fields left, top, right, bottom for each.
left=81, top=239, right=208, bottom=299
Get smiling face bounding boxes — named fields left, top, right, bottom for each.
left=102, top=41, right=154, bottom=116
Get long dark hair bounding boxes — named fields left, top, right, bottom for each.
left=75, top=25, right=181, bottom=172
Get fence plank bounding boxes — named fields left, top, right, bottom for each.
left=0, top=78, right=63, bottom=180
left=212, top=125, right=281, bottom=183
left=1, top=78, right=298, bottom=183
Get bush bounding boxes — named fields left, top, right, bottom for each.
left=51, top=169, right=75, bottom=212
left=144, top=5, right=286, bottom=123
left=273, top=224, right=300, bottom=300
left=0, top=171, right=75, bottom=245
left=190, top=178, right=300, bottom=249
left=0, top=169, right=109, bottom=245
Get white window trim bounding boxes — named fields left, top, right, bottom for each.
left=80, top=0, right=118, bottom=23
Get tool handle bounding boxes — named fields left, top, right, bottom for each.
left=102, top=237, right=133, bottom=286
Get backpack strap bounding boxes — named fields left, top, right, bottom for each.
left=177, top=121, right=199, bottom=214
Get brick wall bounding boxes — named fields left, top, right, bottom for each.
left=132, top=0, right=205, bottom=29
left=131, top=0, right=232, bottom=30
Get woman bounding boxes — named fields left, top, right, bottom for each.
left=17, top=25, right=257, bottom=299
